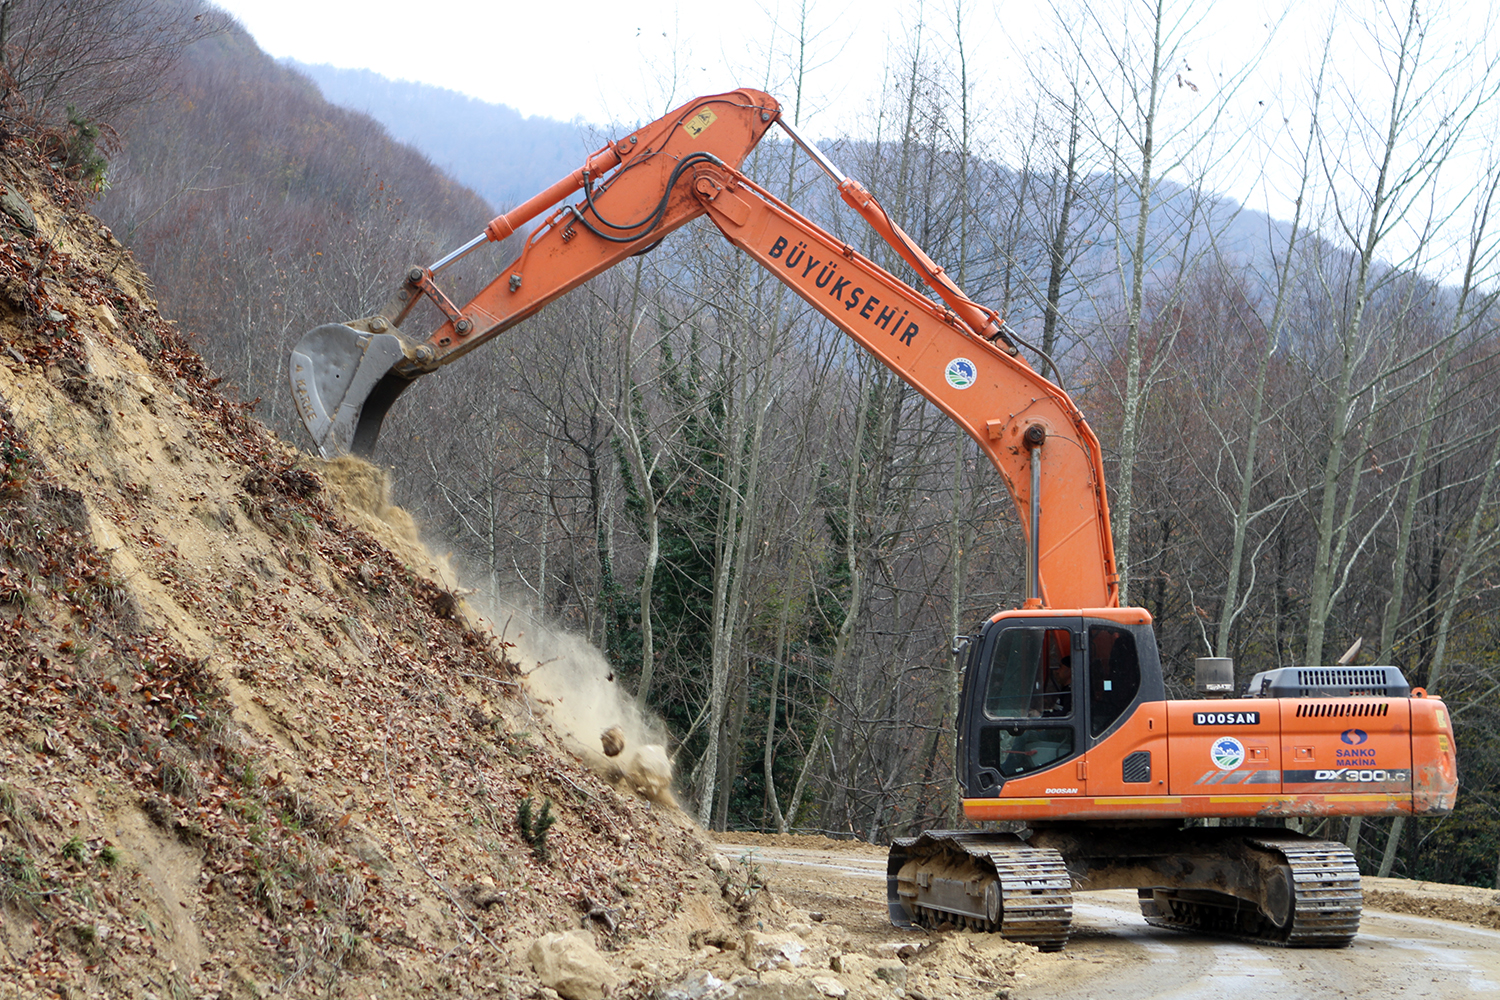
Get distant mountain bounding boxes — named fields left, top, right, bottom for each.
left=287, top=61, right=1313, bottom=344
left=288, top=61, right=593, bottom=212
left=97, top=17, right=499, bottom=443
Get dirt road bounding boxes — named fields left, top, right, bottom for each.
left=716, top=838, right=1500, bottom=999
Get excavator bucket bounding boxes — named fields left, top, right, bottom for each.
left=289, top=324, right=415, bottom=459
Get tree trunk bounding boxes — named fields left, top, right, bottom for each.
left=1378, top=816, right=1404, bottom=878
left=537, top=418, right=552, bottom=617
left=615, top=262, right=665, bottom=706
left=932, top=428, right=972, bottom=826
left=714, top=659, right=750, bottom=831
left=1423, top=411, right=1500, bottom=694
left=1377, top=170, right=1499, bottom=664
left=1041, top=93, right=1080, bottom=379
left=694, top=344, right=747, bottom=826
left=763, top=614, right=787, bottom=831
left=1111, top=0, right=1168, bottom=607
left=1304, top=1, right=1420, bottom=665
left=785, top=368, right=872, bottom=831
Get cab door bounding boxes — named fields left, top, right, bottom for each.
left=962, top=619, right=1084, bottom=796
left=1078, top=619, right=1169, bottom=798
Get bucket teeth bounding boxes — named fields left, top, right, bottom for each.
left=289, top=324, right=411, bottom=458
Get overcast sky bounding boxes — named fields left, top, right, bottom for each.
left=209, top=1, right=982, bottom=126
left=208, top=1, right=1289, bottom=130
left=207, top=0, right=1499, bottom=278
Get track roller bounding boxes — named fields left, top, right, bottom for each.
left=1137, top=835, right=1361, bottom=947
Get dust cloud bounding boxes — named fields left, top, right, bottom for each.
left=315, top=455, right=676, bottom=802
left=505, top=619, right=670, bottom=769
left=470, top=603, right=679, bottom=807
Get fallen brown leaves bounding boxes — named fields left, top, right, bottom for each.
left=0, top=124, right=731, bottom=1000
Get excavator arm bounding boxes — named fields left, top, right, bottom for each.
left=688, top=162, right=1118, bottom=609
left=289, top=88, right=1119, bottom=610
left=291, top=89, right=782, bottom=455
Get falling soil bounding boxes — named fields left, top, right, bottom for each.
left=316, top=454, right=462, bottom=590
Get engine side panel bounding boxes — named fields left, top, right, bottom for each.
left=1165, top=699, right=1282, bottom=795
left=1280, top=697, right=1412, bottom=797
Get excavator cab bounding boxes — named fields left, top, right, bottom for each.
left=957, top=611, right=1164, bottom=797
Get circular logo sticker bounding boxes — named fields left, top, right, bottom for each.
left=1341, top=728, right=1368, bottom=745
left=945, top=358, right=977, bottom=389
left=1211, top=736, right=1245, bottom=771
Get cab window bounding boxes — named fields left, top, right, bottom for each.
left=1088, top=625, right=1141, bottom=736
left=977, top=725, right=1076, bottom=777
left=983, top=628, right=1074, bottom=719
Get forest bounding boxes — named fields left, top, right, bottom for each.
left=5, top=0, right=1498, bottom=889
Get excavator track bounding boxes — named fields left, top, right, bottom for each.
left=888, top=831, right=1073, bottom=950
left=1137, top=835, right=1361, bottom=947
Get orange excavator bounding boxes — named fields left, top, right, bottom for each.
left=289, top=88, right=1458, bottom=950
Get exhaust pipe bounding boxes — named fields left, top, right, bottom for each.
left=289, top=323, right=417, bottom=458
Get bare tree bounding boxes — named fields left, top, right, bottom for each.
left=1211, top=41, right=1326, bottom=660
left=1301, top=0, right=1500, bottom=665
left=1374, top=162, right=1500, bottom=667
left=0, top=0, right=226, bottom=125
left=1051, top=0, right=1269, bottom=603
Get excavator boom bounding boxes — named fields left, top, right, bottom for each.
left=686, top=160, right=1117, bottom=609
left=289, top=90, right=1119, bottom=609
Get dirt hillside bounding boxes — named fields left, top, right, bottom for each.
left=0, top=128, right=929, bottom=1000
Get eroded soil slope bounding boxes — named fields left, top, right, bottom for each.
left=0, top=130, right=756, bottom=999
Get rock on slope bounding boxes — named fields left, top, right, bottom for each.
left=0, top=126, right=749, bottom=999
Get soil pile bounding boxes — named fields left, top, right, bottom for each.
left=1362, top=877, right=1500, bottom=930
